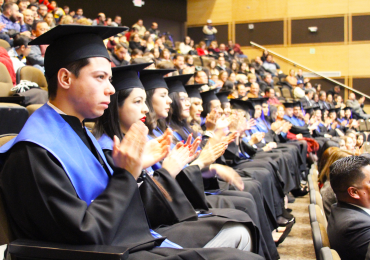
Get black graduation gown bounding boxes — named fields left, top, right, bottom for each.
left=0, top=116, right=262, bottom=260
left=102, top=150, right=264, bottom=256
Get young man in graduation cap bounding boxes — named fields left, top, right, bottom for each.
left=0, top=25, right=262, bottom=260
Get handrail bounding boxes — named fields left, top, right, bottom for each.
left=250, top=41, right=370, bottom=100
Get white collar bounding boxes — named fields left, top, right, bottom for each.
left=47, top=101, right=66, bottom=115
left=348, top=203, right=370, bottom=216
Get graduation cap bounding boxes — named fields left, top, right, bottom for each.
left=111, top=63, right=152, bottom=91
left=230, top=98, right=252, bottom=111
left=329, top=107, right=340, bottom=114
left=139, top=69, right=176, bottom=91
left=216, top=91, right=230, bottom=103
left=185, top=84, right=202, bottom=99
left=164, top=74, right=193, bottom=94
left=293, top=100, right=302, bottom=107
left=29, top=25, right=128, bottom=80
left=282, top=102, right=295, bottom=108
left=312, top=106, right=321, bottom=111
left=200, top=89, right=219, bottom=105
left=304, top=106, right=314, bottom=114
left=248, top=97, right=269, bottom=107
left=343, top=106, right=352, bottom=111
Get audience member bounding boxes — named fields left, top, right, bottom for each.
left=44, top=12, right=55, bottom=28
left=172, top=53, right=185, bottom=74
left=285, top=69, right=297, bottom=87
left=8, top=34, right=30, bottom=72
left=37, top=4, right=47, bottom=18
left=27, top=20, right=48, bottom=71
left=0, top=3, right=29, bottom=36
left=132, top=19, right=146, bottom=37
left=300, top=89, right=314, bottom=108
left=216, top=56, right=231, bottom=74
left=203, top=19, right=217, bottom=46
left=347, top=93, right=370, bottom=119
left=92, top=12, right=106, bottom=26
left=262, top=54, right=280, bottom=76
left=328, top=156, right=370, bottom=260
left=22, top=9, right=33, bottom=33
left=247, top=83, right=261, bottom=98
left=265, top=87, right=281, bottom=106
left=110, top=43, right=129, bottom=67
left=148, top=22, right=159, bottom=37
left=258, top=73, right=273, bottom=93
left=318, top=91, right=330, bottom=110
left=73, top=8, right=84, bottom=20
left=18, top=0, right=28, bottom=13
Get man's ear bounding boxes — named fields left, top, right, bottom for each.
left=57, top=68, right=72, bottom=90
left=348, top=187, right=361, bottom=200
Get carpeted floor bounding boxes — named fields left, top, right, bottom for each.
left=277, top=194, right=316, bottom=260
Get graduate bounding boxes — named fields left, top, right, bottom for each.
left=0, top=25, right=262, bottom=260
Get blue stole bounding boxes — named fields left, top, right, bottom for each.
left=317, top=122, right=325, bottom=132
left=0, top=104, right=113, bottom=206
left=293, top=116, right=305, bottom=127
left=283, top=115, right=294, bottom=124
left=255, top=117, right=269, bottom=133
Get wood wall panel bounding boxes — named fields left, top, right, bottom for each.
left=291, top=17, right=345, bottom=44
left=352, top=15, right=370, bottom=41
left=232, top=0, right=287, bottom=22
left=349, top=0, right=370, bottom=14
left=235, top=21, right=284, bottom=46
left=287, top=0, right=348, bottom=18
left=309, top=78, right=345, bottom=97
left=348, top=44, right=370, bottom=76
left=187, top=0, right=232, bottom=25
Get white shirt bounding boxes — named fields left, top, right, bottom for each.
left=47, top=101, right=66, bottom=115
left=349, top=203, right=370, bottom=216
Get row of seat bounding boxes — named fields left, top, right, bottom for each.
left=307, top=166, right=340, bottom=260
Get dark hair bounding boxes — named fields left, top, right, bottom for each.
left=330, top=156, right=370, bottom=195
left=47, top=58, right=90, bottom=100
left=13, top=35, right=30, bottom=48
left=173, top=53, right=183, bottom=61
left=144, top=89, right=159, bottom=135
left=94, top=89, right=133, bottom=141
left=31, top=19, right=47, bottom=31
left=168, top=92, right=196, bottom=141
left=115, top=42, right=128, bottom=50
left=131, top=49, right=143, bottom=57
left=265, top=87, right=273, bottom=94
left=201, top=100, right=212, bottom=118
left=27, top=3, right=38, bottom=9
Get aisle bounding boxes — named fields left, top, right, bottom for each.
left=277, top=194, right=316, bottom=260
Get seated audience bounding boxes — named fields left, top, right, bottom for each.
left=179, top=36, right=194, bottom=55
left=110, top=43, right=129, bottom=67
left=216, top=56, right=231, bottom=74
left=262, top=54, right=280, bottom=76
left=300, top=89, right=315, bottom=108
left=196, top=41, right=208, bottom=56
left=347, top=93, right=370, bottom=119
left=285, top=69, right=297, bottom=87
left=247, top=83, right=261, bottom=98
left=8, top=34, right=30, bottom=72
left=264, top=87, right=281, bottom=106
left=27, top=20, right=48, bottom=72
left=259, top=73, right=273, bottom=93
left=22, top=9, right=34, bottom=33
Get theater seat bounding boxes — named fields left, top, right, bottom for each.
left=359, top=119, right=367, bottom=132
left=200, top=56, right=212, bottom=68
left=0, top=39, right=10, bottom=51
left=310, top=190, right=324, bottom=212
left=26, top=104, right=43, bottom=116
left=0, top=103, right=28, bottom=135
left=0, top=63, right=13, bottom=97
left=366, top=119, right=370, bottom=131
left=281, top=87, right=292, bottom=99
left=0, top=134, right=16, bottom=147
left=308, top=204, right=328, bottom=229
left=320, top=247, right=341, bottom=260
left=311, top=221, right=330, bottom=260
left=16, top=66, right=48, bottom=91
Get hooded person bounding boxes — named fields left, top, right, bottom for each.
left=0, top=25, right=262, bottom=260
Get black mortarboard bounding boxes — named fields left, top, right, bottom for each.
left=329, top=107, right=340, bottom=114
left=230, top=98, right=252, bottom=111
left=248, top=97, right=269, bottom=107
left=200, top=89, right=219, bottom=105
left=216, top=91, right=230, bottom=103
left=304, top=106, right=314, bottom=114
left=164, top=74, right=193, bottom=94
left=140, top=69, right=176, bottom=91
left=185, top=84, right=202, bottom=99
left=343, top=106, right=352, bottom=111
left=293, top=100, right=302, bottom=107
left=111, top=63, right=152, bottom=91
left=312, top=106, right=321, bottom=111
left=283, top=102, right=295, bottom=108
left=29, top=25, right=128, bottom=80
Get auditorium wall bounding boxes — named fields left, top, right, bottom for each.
left=187, top=0, right=370, bottom=112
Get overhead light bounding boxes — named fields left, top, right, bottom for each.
left=308, top=26, right=318, bottom=33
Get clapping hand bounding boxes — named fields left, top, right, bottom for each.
left=112, top=121, right=148, bottom=179
left=142, top=128, right=172, bottom=169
